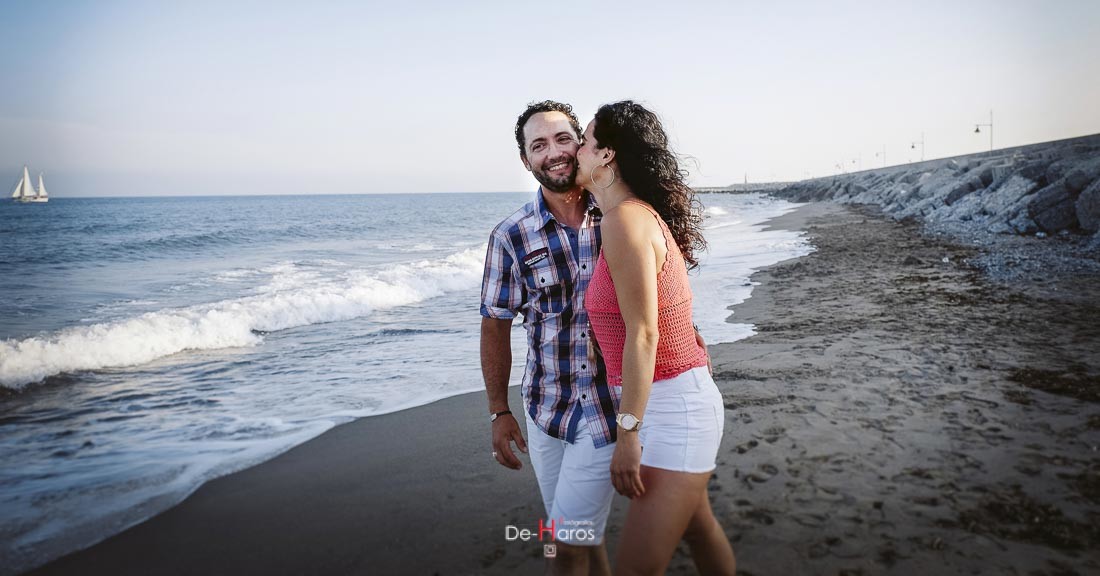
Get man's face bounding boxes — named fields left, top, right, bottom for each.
left=521, top=111, right=580, bottom=193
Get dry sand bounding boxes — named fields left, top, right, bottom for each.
left=24, top=202, right=1100, bottom=576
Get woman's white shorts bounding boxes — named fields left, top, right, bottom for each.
left=638, top=366, right=725, bottom=473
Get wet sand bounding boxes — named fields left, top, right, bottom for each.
left=25, top=202, right=1100, bottom=575
left=699, top=202, right=1100, bottom=575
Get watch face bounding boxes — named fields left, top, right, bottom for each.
left=620, top=414, right=638, bottom=429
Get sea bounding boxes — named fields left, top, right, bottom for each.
left=0, top=191, right=811, bottom=574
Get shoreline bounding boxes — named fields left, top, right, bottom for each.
left=23, top=201, right=1100, bottom=575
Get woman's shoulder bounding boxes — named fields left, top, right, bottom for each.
left=600, top=201, right=663, bottom=249
left=602, top=200, right=657, bottom=227
left=602, top=200, right=651, bottom=231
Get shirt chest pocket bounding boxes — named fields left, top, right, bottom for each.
left=522, top=249, right=571, bottom=316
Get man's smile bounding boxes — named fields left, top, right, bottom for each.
left=544, top=158, right=573, bottom=175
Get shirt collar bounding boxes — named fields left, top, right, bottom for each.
left=535, top=187, right=602, bottom=230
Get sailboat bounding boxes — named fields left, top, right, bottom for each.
left=11, top=165, right=48, bottom=203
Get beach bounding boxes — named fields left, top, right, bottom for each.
left=23, top=201, right=1100, bottom=576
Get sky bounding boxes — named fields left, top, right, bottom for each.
left=2, top=0, right=1099, bottom=197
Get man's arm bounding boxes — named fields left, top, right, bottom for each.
left=481, top=316, right=527, bottom=470
left=694, top=325, right=712, bottom=376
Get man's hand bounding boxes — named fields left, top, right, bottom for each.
left=610, top=432, right=645, bottom=499
left=694, top=327, right=712, bottom=377
left=491, top=413, right=528, bottom=470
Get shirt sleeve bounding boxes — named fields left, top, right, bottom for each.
left=480, top=229, right=524, bottom=319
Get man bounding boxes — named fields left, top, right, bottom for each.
left=480, top=100, right=618, bottom=575
left=481, top=101, right=711, bottom=574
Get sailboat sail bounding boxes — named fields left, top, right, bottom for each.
left=16, top=166, right=33, bottom=199
left=11, top=165, right=48, bottom=202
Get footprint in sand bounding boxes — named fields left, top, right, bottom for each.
left=734, top=439, right=759, bottom=454
left=759, top=426, right=786, bottom=443
left=745, top=463, right=780, bottom=484
left=742, top=508, right=775, bottom=525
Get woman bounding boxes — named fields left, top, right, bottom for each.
left=579, top=101, right=736, bottom=575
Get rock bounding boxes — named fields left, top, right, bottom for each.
left=903, top=255, right=922, bottom=266
left=1006, top=212, right=1037, bottom=235
left=1029, top=179, right=1079, bottom=232
left=979, top=166, right=995, bottom=187
left=984, top=175, right=1040, bottom=216
left=1045, top=157, right=1080, bottom=185
left=901, top=171, right=922, bottom=185
left=1076, top=179, right=1100, bottom=233
left=1065, top=156, right=1100, bottom=193
left=944, top=181, right=974, bottom=206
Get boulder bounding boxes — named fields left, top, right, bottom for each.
left=1045, top=157, right=1079, bottom=184
left=1065, top=156, right=1100, bottom=193
left=1076, top=179, right=1100, bottom=233
left=1006, top=211, right=1038, bottom=235
left=943, top=175, right=984, bottom=206
left=1028, top=179, right=1079, bottom=232
left=1016, top=160, right=1050, bottom=185
left=982, top=175, right=1040, bottom=217
left=978, top=166, right=995, bottom=187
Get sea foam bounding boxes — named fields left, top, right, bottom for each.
left=0, top=248, right=485, bottom=390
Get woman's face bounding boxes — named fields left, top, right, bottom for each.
left=576, top=119, right=602, bottom=189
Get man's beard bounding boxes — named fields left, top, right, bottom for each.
left=532, top=157, right=579, bottom=193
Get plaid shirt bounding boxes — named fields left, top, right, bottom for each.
left=481, top=189, right=620, bottom=447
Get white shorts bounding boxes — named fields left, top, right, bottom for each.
left=638, top=366, right=725, bottom=473
left=525, top=415, right=616, bottom=546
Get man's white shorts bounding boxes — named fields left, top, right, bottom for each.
left=525, top=415, right=615, bottom=546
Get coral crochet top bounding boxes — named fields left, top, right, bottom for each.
left=585, top=200, right=708, bottom=386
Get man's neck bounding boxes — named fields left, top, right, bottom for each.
left=541, top=186, right=588, bottom=229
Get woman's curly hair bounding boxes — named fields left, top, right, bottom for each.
left=593, top=100, right=707, bottom=269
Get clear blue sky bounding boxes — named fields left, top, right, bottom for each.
left=3, top=0, right=1099, bottom=196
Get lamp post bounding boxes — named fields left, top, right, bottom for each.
left=974, top=110, right=993, bottom=154
left=910, top=132, right=925, bottom=162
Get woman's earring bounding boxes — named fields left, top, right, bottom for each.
left=592, top=164, right=617, bottom=190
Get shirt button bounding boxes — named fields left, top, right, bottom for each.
left=582, top=264, right=587, bottom=270
left=581, top=331, right=586, bottom=337
left=582, top=394, right=587, bottom=399
left=540, top=278, right=546, bottom=284
left=581, top=364, right=587, bottom=370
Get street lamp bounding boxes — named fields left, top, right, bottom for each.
left=909, top=132, right=925, bottom=162
left=974, top=110, right=993, bottom=154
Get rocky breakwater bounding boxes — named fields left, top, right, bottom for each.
left=773, top=133, right=1100, bottom=244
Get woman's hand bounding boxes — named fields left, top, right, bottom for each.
left=611, top=432, right=645, bottom=499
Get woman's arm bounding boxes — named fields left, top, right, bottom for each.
left=601, top=205, right=662, bottom=498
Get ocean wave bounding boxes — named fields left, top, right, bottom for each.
left=0, top=248, right=486, bottom=390
left=704, top=206, right=729, bottom=216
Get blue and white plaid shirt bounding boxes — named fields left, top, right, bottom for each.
left=480, top=189, right=620, bottom=447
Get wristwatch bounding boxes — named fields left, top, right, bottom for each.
left=490, top=410, right=512, bottom=422
left=616, top=412, right=642, bottom=432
